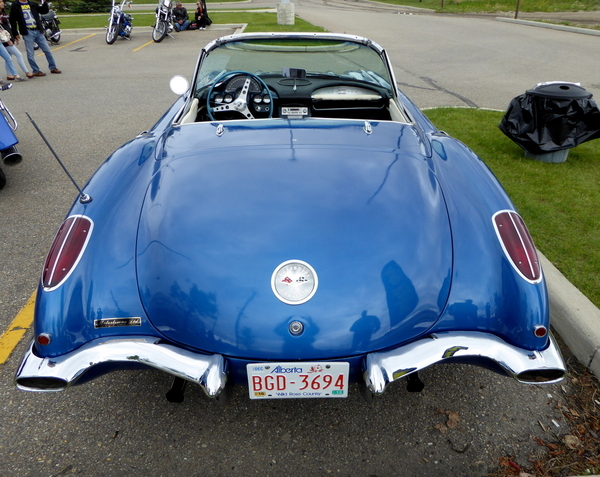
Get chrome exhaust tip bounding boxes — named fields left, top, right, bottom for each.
left=2, top=146, right=22, bottom=166
left=516, top=368, right=566, bottom=383
left=16, top=376, right=68, bottom=392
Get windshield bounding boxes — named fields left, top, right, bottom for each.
left=196, top=39, right=393, bottom=92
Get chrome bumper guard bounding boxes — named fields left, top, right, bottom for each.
left=364, top=331, right=566, bottom=395
left=15, top=336, right=228, bottom=398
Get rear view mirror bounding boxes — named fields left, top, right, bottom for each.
left=282, top=68, right=306, bottom=79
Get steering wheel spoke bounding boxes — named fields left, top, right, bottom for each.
left=237, top=106, right=255, bottom=120
left=236, top=76, right=252, bottom=104
left=212, top=104, right=234, bottom=113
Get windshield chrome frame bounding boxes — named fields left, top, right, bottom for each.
left=179, top=32, right=414, bottom=125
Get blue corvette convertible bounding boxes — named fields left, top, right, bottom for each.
left=16, top=33, right=565, bottom=402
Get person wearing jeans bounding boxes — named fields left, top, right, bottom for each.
left=9, top=0, right=61, bottom=76
left=4, top=42, right=32, bottom=80
left=0, top=0, right=31, bottom=80
left=0, top=42, right=18, bottom=82
left=172, top=2, right=190, bottom=31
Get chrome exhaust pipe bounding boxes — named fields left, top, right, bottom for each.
left=2, top=145, right=22, bottom=165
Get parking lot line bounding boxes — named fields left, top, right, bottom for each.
left=0, top=292, right=35, bottom=364
left=133, top=40, right=155, bottom=52
left=35, top=33, right=98, bottom=58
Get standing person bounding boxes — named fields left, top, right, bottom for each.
left=172, top=2, right=190, bottom=31
left=0, top=35, right=18, bottom=83
left=9, top=0, right=61, bottom=77
left=0, top=0, right=32, bottom=80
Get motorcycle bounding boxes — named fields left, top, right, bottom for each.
left=0, top=84, right=22, bottom=190
left=40, top=2, right=61, bottom=45
left=152, top=0, right=174, bottom=43
left=106, top=0, right=133, bottom=44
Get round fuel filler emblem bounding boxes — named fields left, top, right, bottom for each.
left=271, top=260, right=318, bottom=305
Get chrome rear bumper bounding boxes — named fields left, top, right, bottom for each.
left=15, top=331, right=565, bottom=398
left=363, top=331, right=566, bottom=395
left=15, top=336, right=227, bottom=397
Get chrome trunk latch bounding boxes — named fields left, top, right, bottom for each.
left=363, top=121, right=373, bottom=135
left=215, top=124, right=225, bottom=137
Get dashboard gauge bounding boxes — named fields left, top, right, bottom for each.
left=262, top=95, right=271, bottom=104
left=214, top=94, right=224, bottom=104
left=225, top=75, right=263, bottom=95
left=253, top=95, right=262, bottom=104
left=224, top=94, right=234, bottom=103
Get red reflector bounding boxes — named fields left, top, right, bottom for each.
left=534, top=325, right=548, bottom=338
left=42, top=215, right=93, bottom=290
left=36, top=333, right=52, bottom=346
left=493, top=211, right=541, bottom=283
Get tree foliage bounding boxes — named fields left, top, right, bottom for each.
left=51, top=0, right=112, bottom=13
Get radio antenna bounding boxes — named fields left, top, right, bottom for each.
left=26, top=112, right=92, bottom=204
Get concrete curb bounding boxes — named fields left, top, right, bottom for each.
left=59, top=24, right=247, bottom=35
left=540, top=252, right=600, bottom=380
left=496, top=16, right=600, bottom=37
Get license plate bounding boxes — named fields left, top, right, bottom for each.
left=247, top=362, right=349, bottom=399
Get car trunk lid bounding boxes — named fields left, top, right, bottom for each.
left=136, top=121, right=452, bottom=360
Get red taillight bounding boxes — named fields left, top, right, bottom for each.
left=42, top=215, right=93, bottom=290
left=493, top=210, right=541, bottom=283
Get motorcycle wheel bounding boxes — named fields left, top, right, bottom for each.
left=106, top=19, right=119, bottom=44
left=51, top=30, right=61, bottom=44
left=152, top=20, right=168, bottom=43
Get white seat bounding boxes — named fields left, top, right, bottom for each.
left=180, top=98, right=199, bottom=124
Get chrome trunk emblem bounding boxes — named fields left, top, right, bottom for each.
left=271, top=260, right=318, bottom=305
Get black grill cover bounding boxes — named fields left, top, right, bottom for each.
left=499, top=83, right=600, bottom=154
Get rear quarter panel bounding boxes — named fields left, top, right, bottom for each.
left=426, top=134, right=549, bottom=351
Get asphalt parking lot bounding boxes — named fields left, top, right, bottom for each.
left=0, top=4, right=599, bottom=476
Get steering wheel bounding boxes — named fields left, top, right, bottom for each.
left=206, top=71, right=274, bottom=120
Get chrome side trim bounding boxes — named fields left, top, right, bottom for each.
left=364, top=331, right=565, bottom=395
left=15, top=336, right=227, bottom=398
left=0, top=96, right=18, bottom=130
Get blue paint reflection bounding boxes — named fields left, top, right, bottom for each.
left=381, top=260, right=418, bottom=328
left=350, top=310, right=381, bottom=350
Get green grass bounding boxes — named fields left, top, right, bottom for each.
left=369, top=0, right=600, bottom=13
left=210, top=12, right=326, bottom=32
left=55, top=0, right=600, bottom=30
left=425, top=108, right=600, bottom=308
left=58, top=12, right=326, bottom=31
